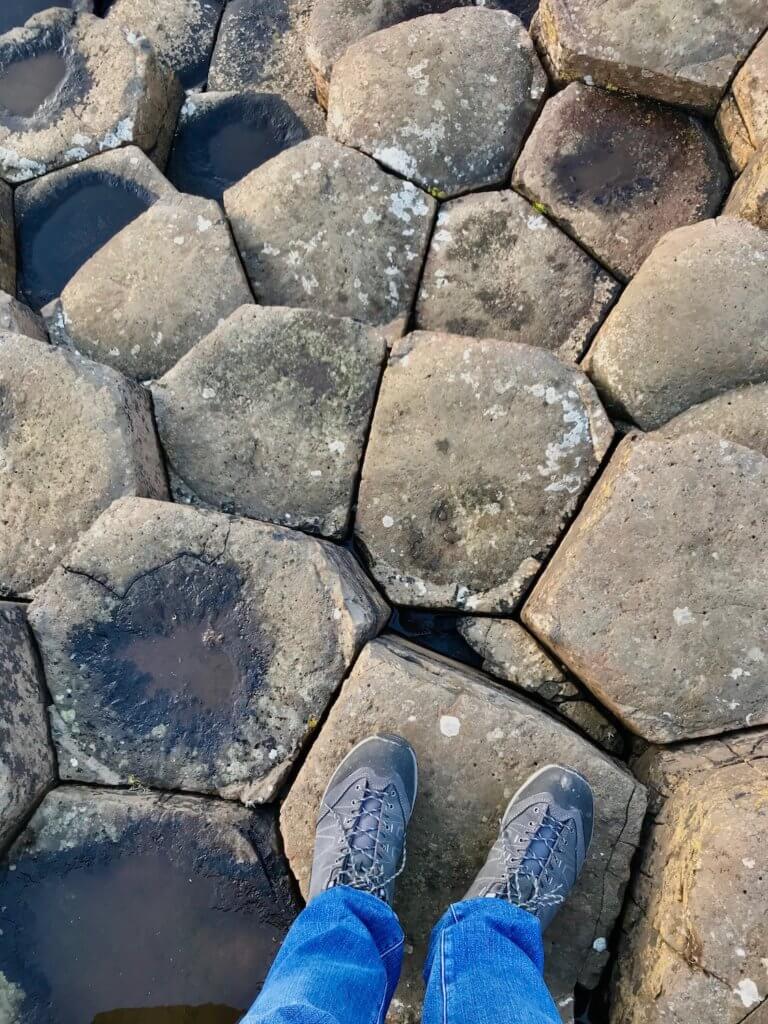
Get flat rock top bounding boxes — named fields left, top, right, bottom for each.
left=328, top=8, right=545, bottom=197
left=524, top=432, right=768, bottom=743
left=356, top=330, right=613, bottom=611
left=658, top=384, right=768, bottom=460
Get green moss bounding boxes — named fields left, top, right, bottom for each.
left=532, top=201, right=549, bottom=215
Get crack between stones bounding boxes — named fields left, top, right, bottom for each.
left=736, top=993, right=768, bottom=1024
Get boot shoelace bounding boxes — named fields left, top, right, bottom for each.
left=493, top=807, right=570, bottom=912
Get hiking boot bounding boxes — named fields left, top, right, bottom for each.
left=464, top=764, right=594, bottom=930
left=308, top=734, right=418, bottom=905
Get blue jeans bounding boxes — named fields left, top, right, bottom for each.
left=241, top=886, right=561, bottom=1024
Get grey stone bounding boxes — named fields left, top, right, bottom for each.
left=585, top=218, right=768, bottom=429
left=0, top=180, right=12, bottom=296
left=717, top=33, right=768, bottom=173
left=1, top=2, right=93, bottom=35
left=28, top=497, right=389, bottom=802
left=523, top=431, right=768, bottom=743
left=724, top=138, right=768, bottom=231
left=0, top=290, right=45, bottom=341
left=151, top=305, right=386, bottom=539
left=224, top=136, right=435, bottom=335
left=0, top=602, right=54, bottom=854
left=0, top=9, right=182, bottom=183
left=327, top=8, right=546, bottom=198
left=414, top=191, right=619, bottom=361
left=355, top=331, right=614, bottom=612
left=658, top=384, right=768, bottom=459
left=512, top=83, right=730, bottom=281
left=281, top=635, right=647, bottom=1021
left=0, top=334, right=168, bottom=598
left=50, top=193, right=253, bottom=380
left=0, top=786, right=298, bottom=1023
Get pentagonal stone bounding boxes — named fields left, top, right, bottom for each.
left=355, top=331, right=614, bottom=611
left=151, top=305, right=386, bottom=539
left=0, top=290, right=45, bottom=340
left=0, top=10, right=181, bottom=183
left=717, top=33, right=768, bottom=172
left=166, top=91, right=308, bottom=202
left=611, top=732, right=768, bottom=1024
left=50, top=193, right=253, bottom=380
left=0, top=602, right=54, bottom=854
left=28, top=497, right=389, bottom=802
left=281, top=636, right=646, bottom=1020
left=224, top=137, right=435, bottom=334
left=0, top=334, right=167, bottom=598
left=0, top=786, right=298, bottom=1023
left=327, top=9, right=545, bottom=198
left=658, top=384, right=768, bottom=460
left=523, top=432, right=768, bottom=743
left=724, top=139, right=768, bottom=231
left=584, top=218, right=768, bottom=429
left=532, top=0, right=767, bottom=114
left=15, top=146, right=176, bottom=311
left=512, top=84, right=730, bottom=281
left=414, top=191, right=619, bottom=361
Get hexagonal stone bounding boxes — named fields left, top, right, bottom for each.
left=611, top=732, right=768, bottom=1024
left=0, top=334, right=167, bottom=598
left=717, top=33, right=768, bottom=172
left=151, top=305, right=386, bottom=538
left=225, top=137, right=435, bottom=334
left=724, top=139, right=768, bottom=231
left=327, top=9, right=545, bottom=198
left=28, top=497, right=389, bottom=802
left=355, top=331, right=614, bottom=612
left=532, top=0, right=767, bottom=114
left=584, top=218, right=768, bottom=429
left=15, top=146, right=175, bottom=312
left=512, top=84, right=730, bottom=281
left=0, top=786, right=298, bottom=1023
left=0, top=602, right=54, bottom=853
left=658, top=384, right=768, bottom=460
left=523, top=432, right=768, bottom=743
left=281, top=636, right=647, bottom=1019
left=414, top=191, right=619, bottom=360
left=0, top=290, right=45, bottom=340
left=49, top=193, right=253, bottom=380
left=0, top=10, right=181, bottom=183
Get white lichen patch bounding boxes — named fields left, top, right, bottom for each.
left=439, top=714, right=461, bottom=737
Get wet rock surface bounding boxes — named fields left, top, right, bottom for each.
left=151, top=305, right=386, bottom=538
left=355, top=331, right=613, bottom=611
left=0, top=180, right=13, bottom=296
left=0, top=289, right=46, bottom=340
left=0, top=786, right=298, bottom=1023
left=414, top=191, right=618, bottom=360
left=658, top=384, right=768, bottom=459
left=28, top=498, right=388, bottom=802
left=512, top=83, right=730, bottom=281
left=1, top=1, right=92, bottom=36
left=724, top=139, right=768, bottom=231
left=717, top=33, right=768, bottom=172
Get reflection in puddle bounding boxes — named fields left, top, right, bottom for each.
left=555, top=141, right=656, bottom=210
left=1, top=0, right=74, bottom=35
left=0, top=49, right=67, bottom=118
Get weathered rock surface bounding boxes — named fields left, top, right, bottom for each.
left=0, top=334, right=167, bottom=598
left=611, top=731, right=768, bottom=1024
left=717, top=33, right=768, bottom=172
left=282, top=636, right=646, bottom=1019
left=0, top=786, right=298, bottom=1023
left=28, top=498, right=389, bottom=802
left=523, top=431, right=768, bottom=743
left=1, top=1, right=92, bottom=36
left=533, top=0, right=767, bottom=114
left=0, top=290, right=45, bottom=340
left=584, top=218, right=768, bottom=429
left=327, top=9, right=545, bottom=198
left=512, top=84, right=730, bottom=281
left=724, top=139, right=768, bottom=230
left=0, top=10, right=182, bottom=183
left=0, top=603, right=54, bottom=854
left=224, top=137, right=434, bottom=334
left=658, top=384, right=768, bottom=459
left=0, top=180, right=12, bottom=296
left=355, top=331, right=614, bottom=611
left=414, top=191, right=618, bottom=360
left=50, top=193, right=252, bottom=379
left=151, top=305, right=386, bottom=538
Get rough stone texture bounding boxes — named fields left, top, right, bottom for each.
left=611, top=731, right=768, bottom=1024
left=225, top=137, right=435, bottom=335
left=414, top=191, right=618, bottom=361
left=0, top=786, right=299, bottom=1023
left=152, top=305, right=386, bottom=539
left=512, top=84, right=730, bottom=281
left=717, top=33, right=768, bottom=173
left=0, top=333, right=168, bottom=598
left=327, top=9, right=546, bottom=198
left=28, top=498, right=389, bottom=803
left=282, top=636, right=647, bottom=1021
left=49, top=193, right=253, bottom=380
left=658, top=384, right=768, bottom=460
left=0, top=290, right=46, bottom=341
left=0, top=10, right=182, bottom=183
left=532, top=0, right=767, bottom=114
left=355, top=331, right=614, bottom=611
left=523, top=431, right=768, bottom=744
left=0, top=602, right=54, bottom=854
left=0, top=181, right=12, bottom=296
left=724, top=139, right=768, bottom=230
left=584, top=218, right=768, bottom=430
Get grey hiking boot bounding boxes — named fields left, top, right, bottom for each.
left=465, top=764, right=594, bottom=930
left=308, top=734, right=418, bottom=905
